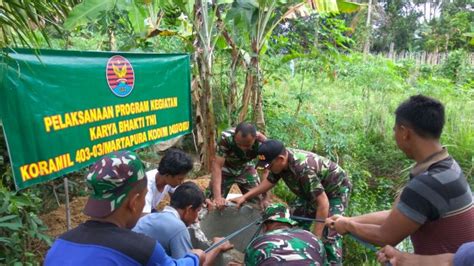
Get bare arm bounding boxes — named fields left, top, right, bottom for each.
left=203, top=238, right=233, bottom=266
left=341, top=207, right=421, bottom=246
left=230, top=178, right=275, bottom=207
left=242, top=178, right=275, bottom=201
left=350, top=210, right=391, bottom=225
left=259, top=169, right=271, bottom=206
left=313, top=192, right=330, bottom=238
left=211, top=156, right=226, bottom=206
left=328, top=193, right=400, bottom=226
left=256, top=131, right=267, bottom=142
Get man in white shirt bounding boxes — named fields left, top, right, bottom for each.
left=143, top=148, right=193, bottom=214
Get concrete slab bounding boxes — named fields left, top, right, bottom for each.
left=189, top=204, right=262, bottom=265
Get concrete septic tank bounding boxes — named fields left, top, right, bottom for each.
left=189, top=204, right=262, bottom=265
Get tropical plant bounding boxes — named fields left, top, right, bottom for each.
left=0, top=0, right=81, bottom=48
left=0, top=185, right=51, bottom=264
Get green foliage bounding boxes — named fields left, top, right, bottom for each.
left=0, top=0, right=80, bottom=48
left=266, top=52, right=473, bottom=264
left=272, top=181, right=297, bottom=203
left=0, top=185, right=51, bottom=264
left=438, top=50, right=474, bottom=87
left=1, top=1, right=472, bottom=264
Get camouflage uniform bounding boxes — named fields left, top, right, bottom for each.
left=266, top=148, right=352, bottom=265
left=206, top=128, right=264, bottom=200
left=245, top=203, right=325, bottom=266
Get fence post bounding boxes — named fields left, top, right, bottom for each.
left=64, top=177, right=71, bottom=231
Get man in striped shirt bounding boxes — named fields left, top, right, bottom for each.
left=327, top=95, right=474, bottom=256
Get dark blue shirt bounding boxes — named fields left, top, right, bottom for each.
left=45, top=220, right=199, bottom=266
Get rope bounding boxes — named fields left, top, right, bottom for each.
left=204, top=218, right=263, bottom=253
left=290, top=215, right=392, bottom=266
left=290, top=215, right=326, bottom=223
left=347, top=234, right=392, bottom=266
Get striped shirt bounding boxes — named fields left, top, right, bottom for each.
left=397, top=148, right=474, bottom=255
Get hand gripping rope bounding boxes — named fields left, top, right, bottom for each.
left=290, top=215, right=393, bottom=266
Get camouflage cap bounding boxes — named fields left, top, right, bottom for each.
left=83, top=150, right=146, bottom=218
left=263, top=203, right=298, bottom=226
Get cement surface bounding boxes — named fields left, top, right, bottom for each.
left=190, top=204, right=262, bottom=265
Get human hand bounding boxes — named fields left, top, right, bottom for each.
left=191, top=249, right=206, bottom=265
left=213, top=237, right=234, bottom=252
left=229, top=196, right=246, bottom=208
left=325, top=214, right=344, bottom=224
left=377, top=245, right=409, bottom=266
left=214, top=197, right=226, bottom=210
left=205, top=198, right=215, bottom=211
left=326, top=215, right=350, bottom=235
left=259, top=199, right=270, bottom=210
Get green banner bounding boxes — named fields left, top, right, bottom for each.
left=0, top=49, right=192, bottom=190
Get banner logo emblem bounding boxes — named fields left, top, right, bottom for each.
left=106, top=55, right=135, bottom=97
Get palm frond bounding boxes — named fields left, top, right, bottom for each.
left=0, top=0, right=81, bottom=48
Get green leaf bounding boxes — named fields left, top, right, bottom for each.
left=0, top=222, right=22, bottom=231
left=11, top=195, right=32, bottom=207
left=215, top=36, right=228, bottom=50
left=64, top=0, right=116, bottom=30
left=336, top=0, right=363, bottom=13
left=0, top=215, right=18, bottom=223
left=128, top=3, right=147, bottom=33
left=313, top=0, right=339, bottom=13
left=0, top=237, right=12, bottom=244
left=217, top=0, right=234, bottom=4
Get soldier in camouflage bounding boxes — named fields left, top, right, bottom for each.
left=205, top=122, right=269, bottom=209
left=232, top=140, right=352, bottom=265
left=245, top=203, right=325, bottom=266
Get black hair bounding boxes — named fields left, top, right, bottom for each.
left=158, top=149, right=193, bottom=176
left=170, top=182, right=205, bottom=210
left=235, top=122, right=257, bottom=138
left=395, top=95, right=445, bottom=139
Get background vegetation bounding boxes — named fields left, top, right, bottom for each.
left=0, top=0, right=472, bottom=264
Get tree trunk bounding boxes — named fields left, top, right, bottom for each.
left=238, top=56, right=257, bottom=122
left=108, top=28, right=116, bottom=51
left=254, top=83, right=266, bottom=132
left=193, top=0, right=216, bottom=172
left=200, top=63, right=216, bottom=172
left=228, top=51, right=240, bottom=126
left=216, top=7, right=242, bottom=126
left=363, top=0, right=373, bottom=57
left=251, top=57, right=265, bottom=132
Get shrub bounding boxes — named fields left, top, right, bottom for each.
left=0, top=185, right=51, bottom=264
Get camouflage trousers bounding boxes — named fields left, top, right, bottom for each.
left=290, top=187, right=350, bottom=266
left=205, top=165, right=261, bottom=203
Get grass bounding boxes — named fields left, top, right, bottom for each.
left=264, top=52, right=473, bottom=264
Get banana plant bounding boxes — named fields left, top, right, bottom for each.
left=225, top=0, right=362, bottom=131
left=172, top=0, right=233, bottom=171
left=0, top=0, right=81, bottom=48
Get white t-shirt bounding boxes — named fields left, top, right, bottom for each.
left=143, top=169, right=176, bottom=213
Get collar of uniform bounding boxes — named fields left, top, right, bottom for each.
left=162, top=205, right=180, bottom=219
left=410, top=147, right=449, bottom=177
